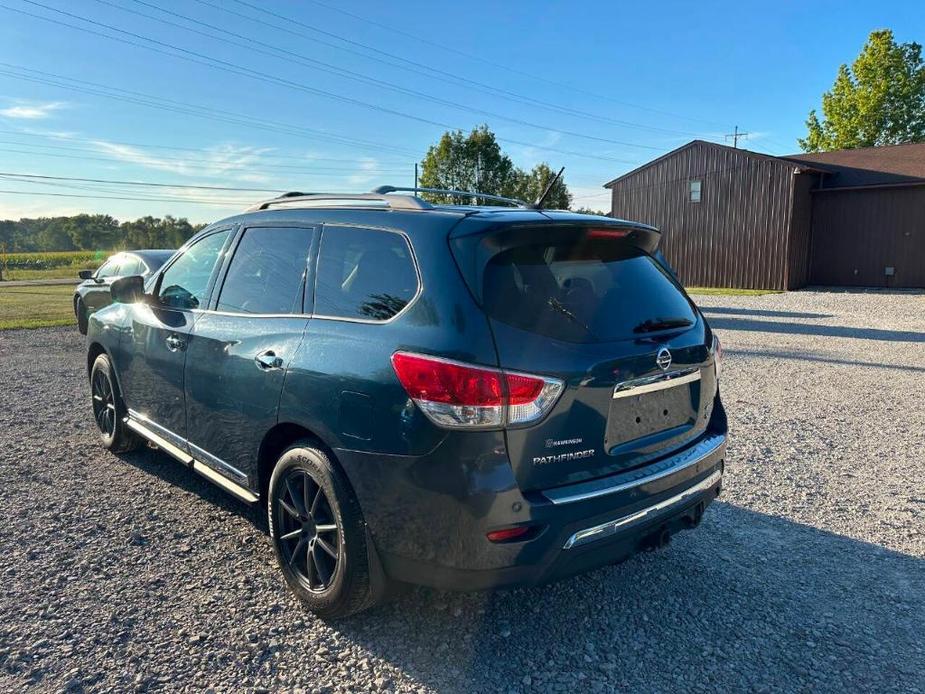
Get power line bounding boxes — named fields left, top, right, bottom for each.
left=0, top=129, right=410, bottom=165
left=10, top=0, right=665, bottom=157
left=123, top=0, right=709, bottom=140
left=0, top=172, right=286, bottom=193
left=0, top=189, right=249, bottom=206
left=724, top=126, right=749, bottom=149
left=0, top=141, right=408, bottom=175
left=299, top=0, right=729, bottom=129
left=0, top=62, right=419, bottom=157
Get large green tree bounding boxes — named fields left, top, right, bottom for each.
left=800, top=30, right=925, bottom=152
left=419, top=125, right=572, bottom=207
left=419, top=125, right=518, bottom=204
left=509, top=163, right=572, bottom=209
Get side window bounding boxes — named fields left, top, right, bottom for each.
left=217, top=227, right=314, bottom=314
left=315, top=227, right=418, bottom=321
left=157, top=229, right=231, bottom=310
left=95, top=258, right=121, bottom=278
left=120, top=256, right=144, bottom=276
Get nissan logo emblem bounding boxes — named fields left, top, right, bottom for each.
left=656, top=348, right=672, bottom=371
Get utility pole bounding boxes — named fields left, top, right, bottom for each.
left=725, top=125, right=749, bottom=148
left=414, top=162, right=418, bottom=190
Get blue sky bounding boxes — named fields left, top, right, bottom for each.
left=0, top=0, right=921, bottom=223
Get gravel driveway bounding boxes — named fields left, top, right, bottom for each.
left=0, top=289, right=923, bottom=693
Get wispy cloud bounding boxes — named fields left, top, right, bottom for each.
left=347, top=157, right=379, bottom=185
left=90, top=140, right=275, bottom=182
left=0, top=101, right=67, bottom=120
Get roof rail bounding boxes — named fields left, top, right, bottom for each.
left=246, top=191, right=433, bottom=212
left=372, top=185, right=528, bottom=208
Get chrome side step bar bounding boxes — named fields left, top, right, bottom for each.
left=563, top=469, right=722, bottom=549
left=126, top=417, right=258, bottom=504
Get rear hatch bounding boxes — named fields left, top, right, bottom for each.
left=450, top=218, right=718, bottom=492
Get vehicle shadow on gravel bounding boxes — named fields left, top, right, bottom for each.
left=707, top=315, right=925, bottom=343
left=726, top=348, right=925, bottom=373
left=333, top=502, right=924, bottom=692
left=117, top=446, right=262, bottom=527
left=700, top=306, right=834, bottom=320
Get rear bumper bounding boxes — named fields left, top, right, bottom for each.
left=339, top=431, right=726, bottom=592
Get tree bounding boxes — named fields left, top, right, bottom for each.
left=510, top=163, right=572, bottom=209
left=800, top=30, right=925, bottom=152
left=64, top=214, right=120, bottom=250
left=419, top=125, right=571, bottom=207
left=571, top=207, right=608, bottom=216
left=419, top=125, right=517, bottom=204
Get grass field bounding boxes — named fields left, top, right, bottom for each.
left=0, top=251, right=104, bottom=281
left=0, top=284, right=76, bottom=330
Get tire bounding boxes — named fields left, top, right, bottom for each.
left=89, top=354, right=141, bottom=453
left=267, top=442, right=377, bottom=619
left=76, top=297, right=88, bottom=335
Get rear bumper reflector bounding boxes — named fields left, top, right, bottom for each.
left=563, top=469, right=722, bottom=549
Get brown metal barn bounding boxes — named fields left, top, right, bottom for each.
left=605, top=140, right=925, bottom=289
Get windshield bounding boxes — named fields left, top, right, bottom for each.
left=481, top=238, right=696, bottom=343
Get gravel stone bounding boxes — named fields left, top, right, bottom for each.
left=0, top=289, right=923, bottom=692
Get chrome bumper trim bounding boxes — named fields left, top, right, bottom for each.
left=612, top=367, right=701, bottom=399
left=543, top=433, right=725, bottom=505
left=563, top=469, right=722, bottom=549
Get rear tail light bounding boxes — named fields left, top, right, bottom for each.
left=712, top=334, right=722, bottom=380
left=390, top=351, right=563, bottom=429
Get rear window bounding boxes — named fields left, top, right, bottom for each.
left=314, top=227, right=418, bottom=321
left=481, top=238, right=696, bottom=343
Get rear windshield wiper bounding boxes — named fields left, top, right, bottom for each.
left=547, top=298, right=598, bottom=339
left=633, top=317, right=693, bottom=334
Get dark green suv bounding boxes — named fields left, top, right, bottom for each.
left=85, top=188, right=726, bottom=618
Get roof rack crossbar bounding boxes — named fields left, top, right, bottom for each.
left=247, top=191, right=433, bottom=212
left=372, top=185, right=528, bottom=208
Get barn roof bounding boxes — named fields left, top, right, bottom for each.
left=603, top=140, right=819, bottom=189
left=781, top=142, right=925, bottom=189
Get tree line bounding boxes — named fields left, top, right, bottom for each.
left=0, top=214, right=206, bottom=253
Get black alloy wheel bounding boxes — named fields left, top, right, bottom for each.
left=89, top=353, right=140, bottom=453
left=276, top=468, right=341, bottom=592
left=91, top=367, right=117, bottom=438
left=267, top=443, right=379, bottom=618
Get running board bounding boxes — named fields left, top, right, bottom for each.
left=126, top=418, right=192, bottom=464
left=125, top=418, right=258, bottom=504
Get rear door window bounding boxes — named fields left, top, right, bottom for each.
left=217, top=226, right=314, bottom=314
left=480, top=235, right=696, bottom=343
left=314, top=227, right=418, bottom=321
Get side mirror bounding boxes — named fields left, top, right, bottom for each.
left=78, top=269, right=94, bottom=280
left=111, top=275, right=146, bottom=304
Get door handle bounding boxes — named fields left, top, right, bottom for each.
left=255, top=350, right=284, bottom=370
left=165, top=334, right=185, bottom=352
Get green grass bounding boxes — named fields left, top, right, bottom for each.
left=686, top=287, right=783, bottom=296
left=0, top=284, right=76, bottom=330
